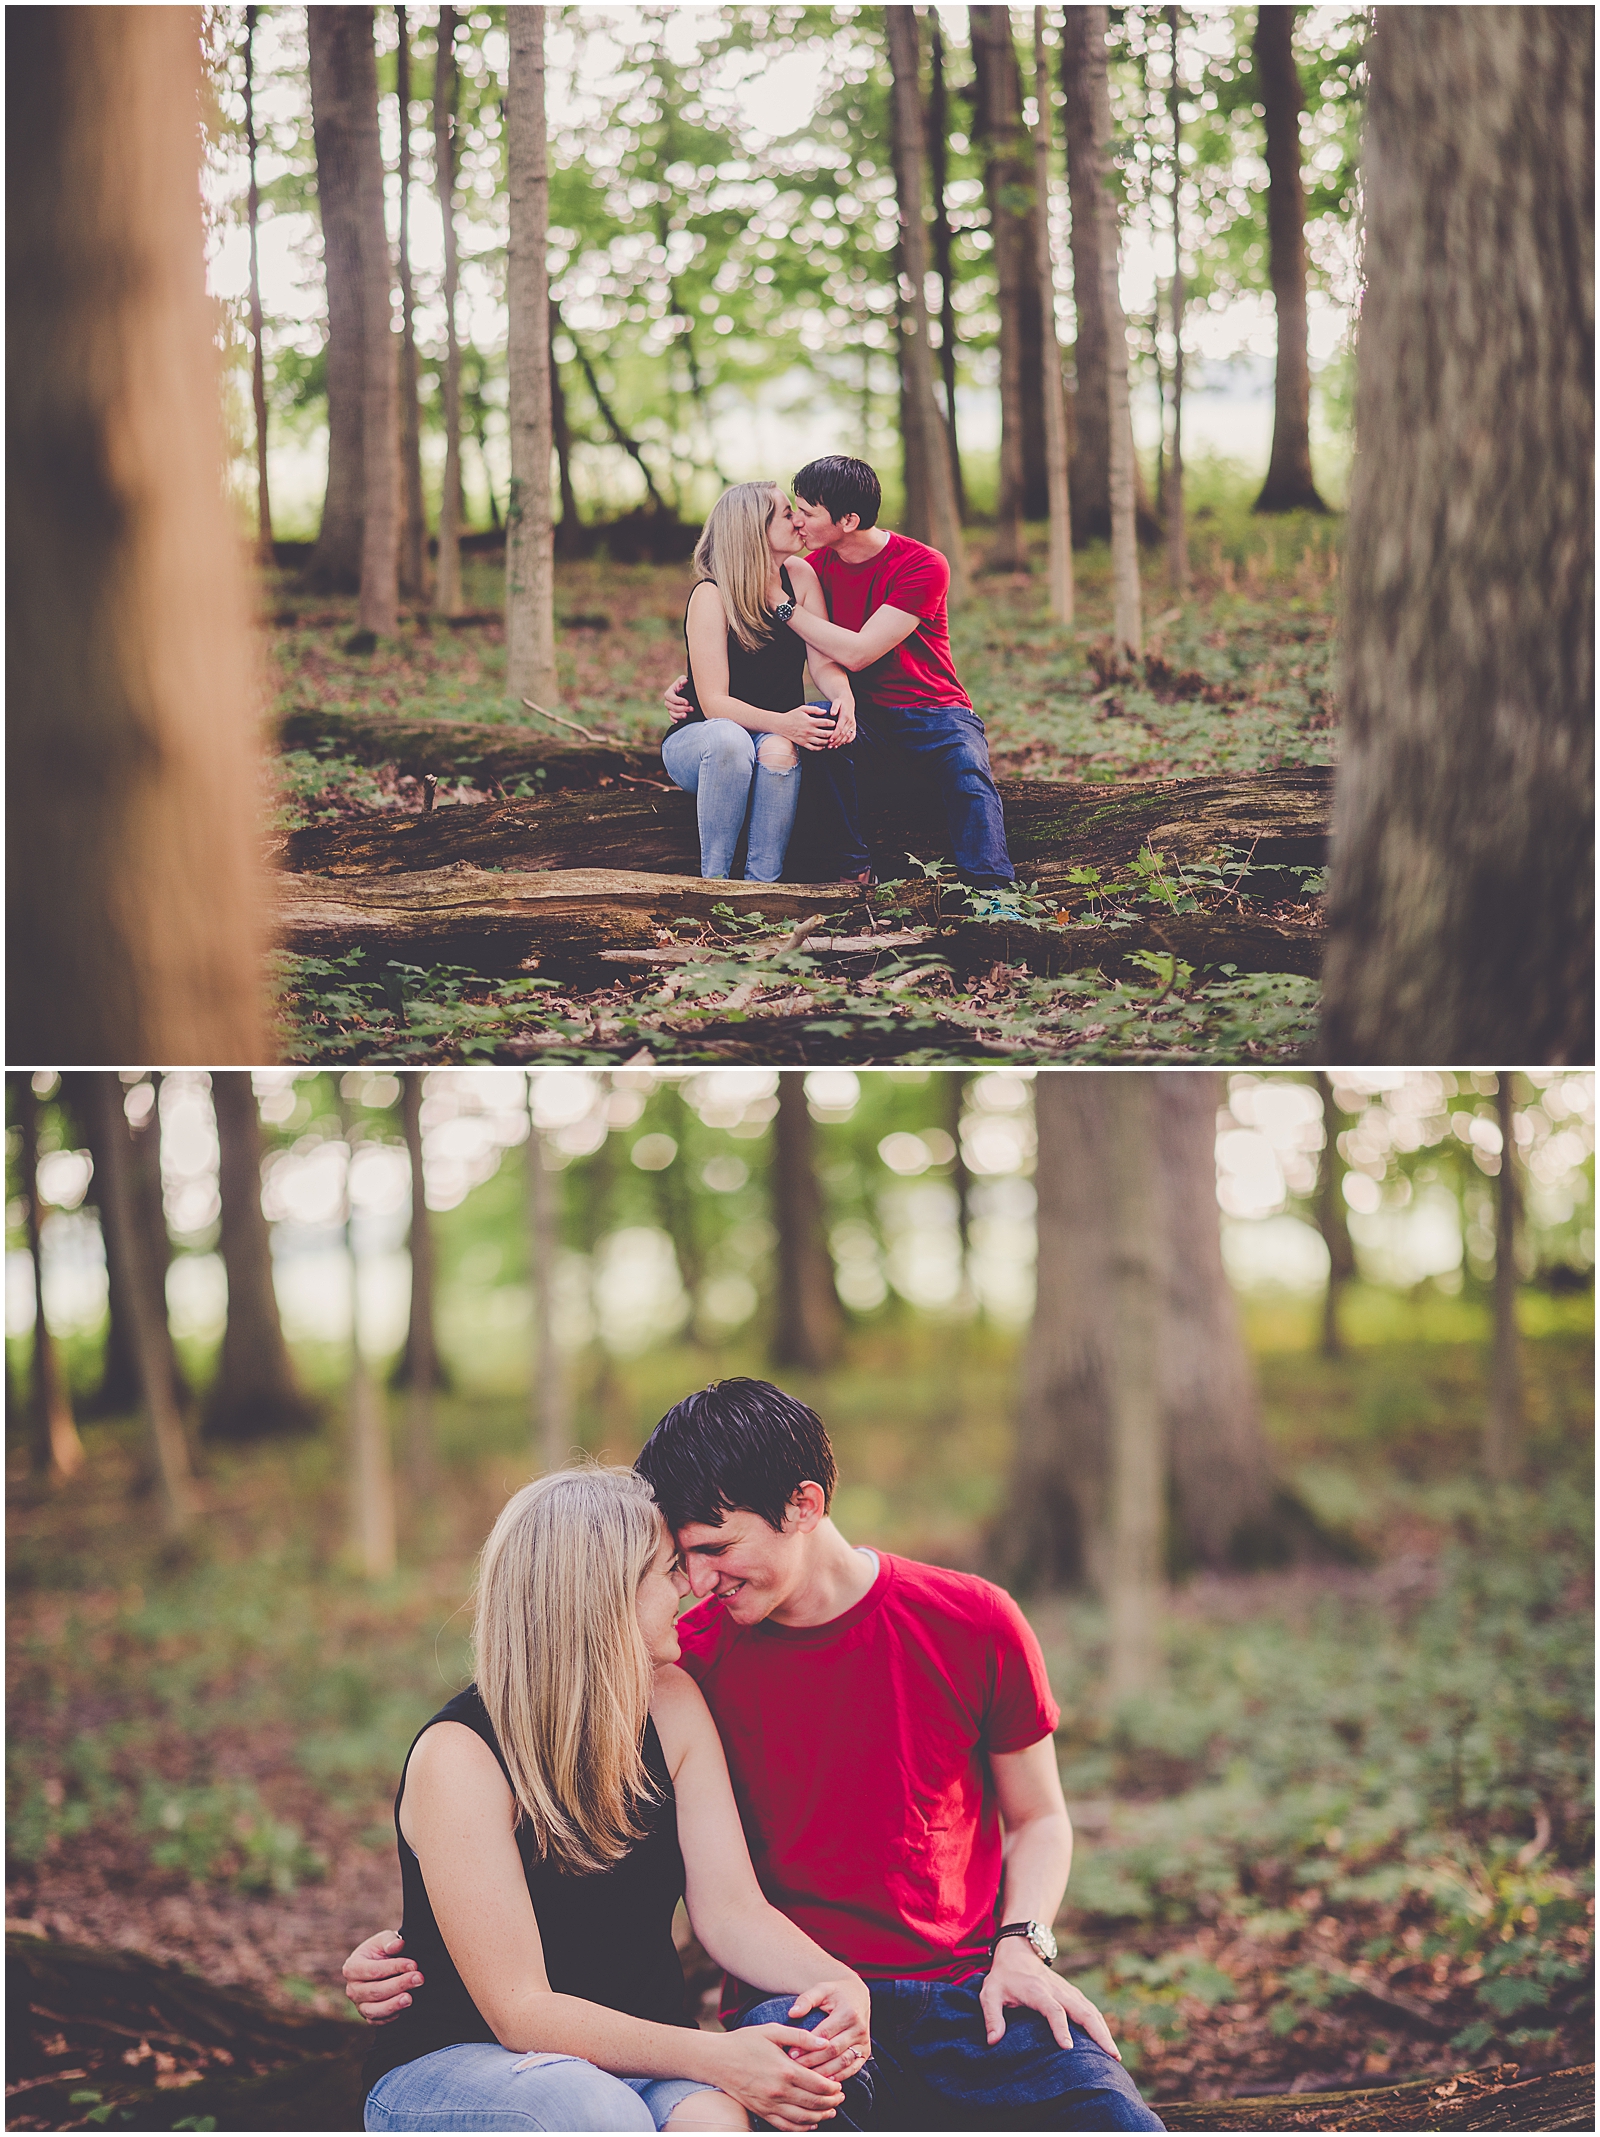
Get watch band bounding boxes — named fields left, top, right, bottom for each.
left=993, top=1920, right=1058, bottom=1963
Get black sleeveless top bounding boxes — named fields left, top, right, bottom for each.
left=363, top=1685, right=690, bottom=2089
left=678, top=566, right=806, bottom=726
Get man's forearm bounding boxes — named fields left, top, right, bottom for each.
left=786, top=603, right=871, bottom=668
left=997, top=1810, right=1074, bottom=1933
left=807, top=647, right=853, bottom=700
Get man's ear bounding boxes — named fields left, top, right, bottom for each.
left=786, top=1481, right=828, bottom=1531
left=839, top=512, right=860, bottom=535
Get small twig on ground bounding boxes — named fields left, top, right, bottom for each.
left=422, top=774, right=438, bottom=815
left=778, top=913, right=830, bottom=954
left=522, top=698, right=603, bottom=741
left=618, top=773, right=674, bottom=790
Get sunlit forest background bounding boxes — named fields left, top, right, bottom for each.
left=7, top=1069, right=1593, bottom=2115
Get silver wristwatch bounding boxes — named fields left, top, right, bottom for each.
left=993, top=1919, right=1058, bottom=1965
left=772, top=596, right=796, bottom=623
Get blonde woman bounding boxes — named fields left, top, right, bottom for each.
left=661, top=484, right=856, bottom=881
left=361, top=1467, right=871, bottom=2133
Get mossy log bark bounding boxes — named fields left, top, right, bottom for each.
left=273, top=867, right=1323, bottom=981
left=276, top=703, right=666, bottom=790
left=7, top=1937, right=1591, bottom=2133
left=279, top=741, right=1332, bottom=897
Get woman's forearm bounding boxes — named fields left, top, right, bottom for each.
left=785, top=603, right=866, bottom=667
left=696, top=1897, right=864, bottom=2001
left=495, top=1988, right=727, bottom=2083
left=806, top=648, right=853, bottom=701
left=701, top=696, right=788, bottom=734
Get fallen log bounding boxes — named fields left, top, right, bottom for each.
left=278, top=739, right=1333, bottom=897
left=272, top=867, right=1324, bottom=981
left=276, top=704, right=665, bottom=793
left=8, top=1936, right=1590, bottom=2132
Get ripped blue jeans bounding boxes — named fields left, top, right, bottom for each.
left=661, top=718, right=801, bottom=881
left=364, top=2041, right=717, bottom=2131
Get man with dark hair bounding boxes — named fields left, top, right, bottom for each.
left=344, top=1377, right=1163, bottom=2132
left=669, top=455, right=1016, bottom=889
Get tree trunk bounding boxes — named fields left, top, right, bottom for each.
left=525, top=1087, right=570, bottom=1470
left=927, top=14, right=967, bottom=520
left=1106, top=1076, right=1163, bottom=1698
left=1059, top=10, right=1161, bottom=551
left=8, top=8, right=265, bottom=1064
left=354, top=7, right=398, bottom=639
left=1034, top=6, right=1074, bottom=623
left=1253, top=7, right=1328, bottom=515
left=396, top=7, right=428, bottom=602
left=1002, top=1071, right=1286, bottom=1594
left=892, top=243, right=929, bottom=542
left=771, top=1077, right=842, bottom=1371
left=340, top=1104, right=395, bottom=1579
left=970, top=6, right=1037, bottom=570
left=1165, top=6, right=1189, bottom=594
left=1320, top=9, right=1593, bottom=1064
left=244, top=6, right=274, bottom=564
left=306, top=9, right=369, bottom=590
left=19, top=1084, right=86, bottom=1481
left=91, top=1077, right=198, bottom=1536
left=1312, top=1073, right=1355, bottom=1357
left=1486, top=1073, right=1523, bottom=1484
left=505, top=8, right=558, bottom=707
left=59, top=1075, right=163, bottom=1417
left=432, top=5, right=464, bottom=616
left=395, top=1072, right=440, bottom=1489
left=206, top=1075, right=312, bottom=1442
left=886, top=7, right=969, bottom=599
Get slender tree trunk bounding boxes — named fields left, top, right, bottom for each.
left=550, top=303, right=583, bottom=558
left=526, top=1087, right=570, bottom=1470
left=771, top=1077, right=843, bottom=1372
left=1060, top=9, right=1160, bottom=551
left=1321, top=10, right=1593, bottom=1064
left=970, top=6, right=1034, bottom=570
left=1034, top=6, right=1074, bottom=623
left=1086, top=8, right=1144, bottom=656
left=306, top=9, right=369, bottom=590
left=505, top=8, right=558, bottom=706
left=942, top=1071, right=975, bottom=1309
left=1165, top=6, right=1189, bottom=594
left=20, top=1085, right=86, bottom=1481
left=1106, top=1077, right=1163, bottom=1699
left=892, top=244, right=929, bottom=542
left=1253, top=6, right=1327, bottom=514
left=354, top=7, right=398, bottom=638
left=92, top=1077, right=197, bottom=1537
left=396, top=7, right=428, bottom=602
left=1313, top=1073, right=1356, bottom=1358
left=1486, top=1074, right=1523, bottom=1484
left=927, top=15, right=967, bottom=520
left=340, top=1103, right=396, bottom=1579
left=432, top=4, right=464, bottom=616
left=60, top=1074, right=161, bottom=1417
left=244, top=6, right=274, bottom=565
left=396, top=1072, right=439, bottom=1490
left=9, top=9, right=266, bottom=1063
left=567, top=323, right=670, bottom=516
left=886, top=6, right=969, bottom=599
left=206, top=1074, right=312, bottom=1441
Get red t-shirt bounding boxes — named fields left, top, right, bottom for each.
left=810, top=533, right=973, bottom=714
left=674, top=1551, right=1059, bottom=1991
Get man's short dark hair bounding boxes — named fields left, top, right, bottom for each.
left=635, top=1378, right=837, bottom=1533
left=792, top=455, right=881, bottom=531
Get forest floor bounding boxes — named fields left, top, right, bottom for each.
left=267, top=482, right=1341, bottom=1064
left=7, top=1304, right=1592, bottom=2118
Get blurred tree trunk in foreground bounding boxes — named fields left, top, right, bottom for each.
left=887, top=6, right=968, bottom=594
left=396, top=6, right=428, bottom=603
left=306, top=9, right=370, bottom=590
left=1004, top=1072, right=1284, bottom=1593
left=19, top=1084, right=86, bottom=1481
left=1253, top=6, right=1327, bottom=515
left=772, top=1077, right=843, bottom=1372
left=91, top=1077, right=197, bottom=1537
left=8, top=9, right=265, bottom=1063
left=432, top=5, right=464, bottom=615
left=1486, top=1073, right=1524, bottom=1484
left=1313, top=1073, right=1355, bottom=1358
left=1321, top=8, right=1593, bottom=1063
left=206, top=1075, right=312, bottom=1443
left=505, top=6, right=558, bottom=706
left=395, top=1073, right=440, bottom=1489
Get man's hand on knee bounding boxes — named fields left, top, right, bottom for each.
left=977, top=1941, right=1122, bottom=2060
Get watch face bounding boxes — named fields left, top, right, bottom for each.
left=1030, top=1922, right=1059, bottom=1963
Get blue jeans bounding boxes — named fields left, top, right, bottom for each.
left=661, top=719, right=800, bottom=882
left=806, top=703, right=1016, bottom=886
left=365, top=2041, right=717, bottom=2130
left=737, top=1982, right=1164, bottom=2133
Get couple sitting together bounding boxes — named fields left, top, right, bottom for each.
left=659, top=455, right=1017, bottom=891
left=344, top=1379, right=1164, bottom=2133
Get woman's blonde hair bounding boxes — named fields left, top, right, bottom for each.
left=472, top=1463, right=664, bottom=1875
left=693, top=482, right=785, bottom=654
